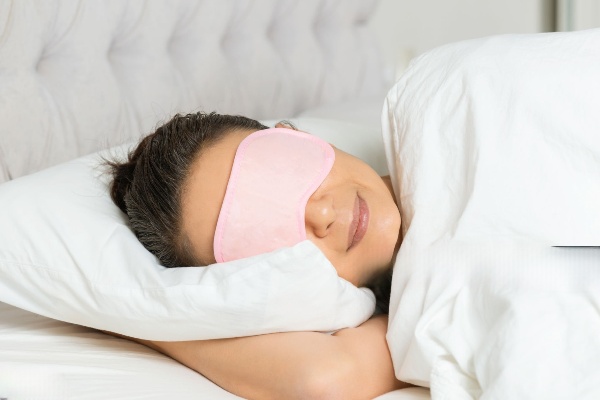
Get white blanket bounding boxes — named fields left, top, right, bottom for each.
left=382, top=29, right=600, bottom=399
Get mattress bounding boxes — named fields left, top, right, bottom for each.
left=0, top=301, right=242, bottom=399
left=0, top=301, right=429, bottom=399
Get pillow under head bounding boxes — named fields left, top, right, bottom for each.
left=0, top=140, right=376, bottom=340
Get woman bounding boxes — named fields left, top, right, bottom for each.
left=107, top=112, right=410, bottom=399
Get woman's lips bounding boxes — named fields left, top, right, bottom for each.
left=348, top=195, right=369, bottom=250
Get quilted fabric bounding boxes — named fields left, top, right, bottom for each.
left=0, top=0, right=385, bottom=182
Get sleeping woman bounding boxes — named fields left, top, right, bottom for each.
left=106, top=112, right=411, bottom=399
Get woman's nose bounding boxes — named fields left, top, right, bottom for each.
left=305, top=194, right=336, bottom=238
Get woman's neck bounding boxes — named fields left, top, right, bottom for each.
left=380, top=175, right=403, bottom=256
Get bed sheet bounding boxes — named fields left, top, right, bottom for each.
left=0, top=301, right=429, bottom=399
left=0, top=301, right=241, bottom=400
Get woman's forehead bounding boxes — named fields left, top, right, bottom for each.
left=181, top=129, right=255, bottom=264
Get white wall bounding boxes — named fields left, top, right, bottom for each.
left=557, top=0, right=600, bottom=31
left=369, top=0, right=554, bottom=83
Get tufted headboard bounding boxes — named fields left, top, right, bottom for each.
left=0, top=0, right=385, bottom=183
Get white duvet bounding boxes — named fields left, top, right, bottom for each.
left=382, top=29, right=600, bottom=398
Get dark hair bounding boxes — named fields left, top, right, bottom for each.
left=367, top=266, right=393, bottom=315
left=106, top=112, right=268, bottom=267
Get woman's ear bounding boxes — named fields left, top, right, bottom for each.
left=275, top=121, right=297, bottom=130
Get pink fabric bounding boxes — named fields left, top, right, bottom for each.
left=214, top=128, right=335, bottom=263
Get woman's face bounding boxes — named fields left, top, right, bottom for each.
left=181, top=126, right=401, bottom=287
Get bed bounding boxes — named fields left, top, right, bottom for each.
left=0, top=1, right=429, bottom=399
left=4, top=1, right=599, bottom=399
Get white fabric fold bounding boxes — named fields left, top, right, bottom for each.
left=383, top=29, right=600, bottom=399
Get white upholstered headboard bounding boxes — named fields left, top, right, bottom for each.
left=0, top=0, right=385, bottom=182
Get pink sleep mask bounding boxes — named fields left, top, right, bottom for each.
left=213, top=128, right=335, bottom=263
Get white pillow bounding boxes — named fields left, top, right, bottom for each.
left=382, top=30, right=600, bottom=246
left=296, top=95, right=387, bottom=136
left=0, top=120, right=379, bottom=341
